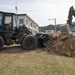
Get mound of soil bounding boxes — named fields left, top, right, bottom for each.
left=45, top=34, right=75, bottom=57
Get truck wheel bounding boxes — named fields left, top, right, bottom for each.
left=22, top=35, right=37, bottom=50
left=0, top=36, right=4, bottom=50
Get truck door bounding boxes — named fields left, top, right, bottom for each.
left=0, top=13, right=3, bottom=31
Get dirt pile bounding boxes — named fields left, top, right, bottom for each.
left=45, top=34, right=75, bottom=57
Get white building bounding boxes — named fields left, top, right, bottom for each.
left=57, top=31, right=61, bottom=34
left=45, top=30, right=54, bottom=35
left=17, top=14, right=39, bottom=35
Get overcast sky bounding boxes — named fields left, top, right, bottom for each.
left=0, top=0, right=75, bottom=26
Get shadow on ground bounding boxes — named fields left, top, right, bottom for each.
left=0, top=45, right=45, bottom=54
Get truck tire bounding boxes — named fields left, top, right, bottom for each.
left=0, top=36, right=4, bottom=50
left=22, top=35, right=37, bottom=50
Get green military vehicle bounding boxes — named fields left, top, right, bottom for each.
left=0, top=11, right=49, bottom=50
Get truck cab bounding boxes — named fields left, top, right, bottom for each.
left=0, top=11, right=17, bottom=31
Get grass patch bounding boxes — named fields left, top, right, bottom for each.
left=0, top=49, right=75, bottom=75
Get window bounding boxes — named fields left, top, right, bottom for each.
left=19, top=19, right=24, bottom=24
left=13, top=15, right=17, bottom=27
left=4, top=16, right=12, bottom=24
left=26, top=20, right=28, bottom=25
left=0, top=13, right=3, bottom=25
left=31, top=23, right=32, bottom=27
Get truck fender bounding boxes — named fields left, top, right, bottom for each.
left=20, top=34, right=26, bottom=44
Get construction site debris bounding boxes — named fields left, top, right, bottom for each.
left=44, top=34, right=75, bottom=57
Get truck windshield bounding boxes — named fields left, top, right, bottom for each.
left=0, top=13, right=3, bottom=25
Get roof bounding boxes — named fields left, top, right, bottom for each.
left=17, top=14, right=39, bottom=26
left=0, top=11, right=15, bottom=15
left=17, top=14, right=26, bottom=16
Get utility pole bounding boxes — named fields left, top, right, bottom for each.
left=54, top=18, right=56, bottom=34
left=15, top=1, right=18, bottom=27
left=15, top=1, right=17, bottom=15
left=48, top=18, right=57, bottom=33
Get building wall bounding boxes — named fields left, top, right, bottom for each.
left=45, top=30, right=54, bottom=35
left=17, top=16, right=25, bottom=27
left=17, top=15, right=39, bottom=35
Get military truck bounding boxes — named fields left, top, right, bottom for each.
left=0, top=11, right=49, bottom=50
